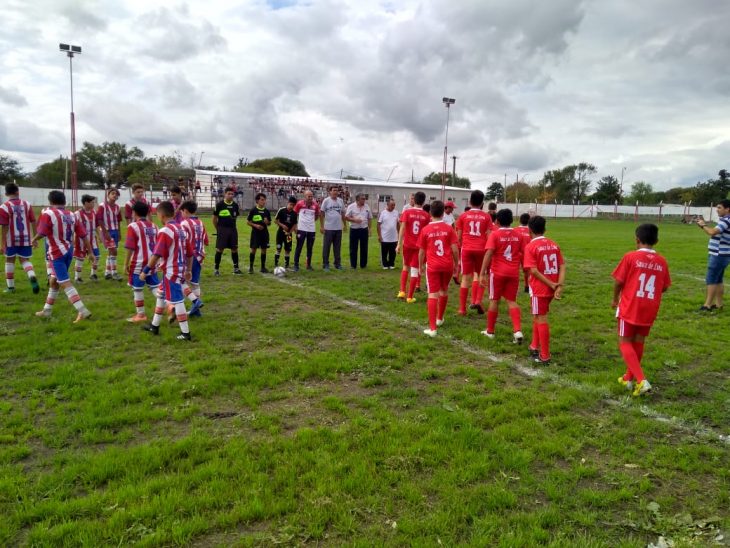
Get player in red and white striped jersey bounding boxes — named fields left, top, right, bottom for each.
left=123, top=201, right=161, bottom=323
left=455, top=190, right=493, bottom=315
left=73, top=195, right=101, bottom=283
left=139, top=201, right=194, bottom=341
left=96, top=188, right=122, bottom=280
left=180, top=201, right=207, bottom=317
left=124, top=184, right=149, bottom=225
left=31, top=191, right=92, bottom=323
left=0, top=183, right=39, bottom=294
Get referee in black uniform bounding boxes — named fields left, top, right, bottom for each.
left=213, top=186, right=242, bottom=275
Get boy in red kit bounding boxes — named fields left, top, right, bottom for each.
left=97, top=188, right=122, bottom=281
left=516, top=212, right=532, bottom=293
left=0, top=183, right=39, bottom=294
left=455, top=190, right=493, bottom=315
left=479, top=208, right=524, bottom=343
left=124, top=201, right=160, bottom=323
left=73, top=195, right=101, bottom=283
left=396, top=191, right=430, bottom=303
left=418, top=200, right=459, bottom=337
left=522, top=216, right=565, bottom=365
left=179, top=201, right=207, bottom=317
left=612, top=223, right=671, bottom=396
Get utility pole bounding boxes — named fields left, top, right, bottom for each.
left=440, top=97, right=455, bottom=200
left=59, top=43, right=81, bottom=208
left=451, top=155, right=457, bottom=186
left=340, top=168, right=343, bottom=179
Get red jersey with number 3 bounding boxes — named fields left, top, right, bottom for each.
left=612, top=249, right=671, bottom=326
left=455, top=209, right=493, bottom=251
left=523, top=236, right=564, bottom=297
left=417, top=221, right=458, bottom=272
left=486, top=227, right=523, bottom=277
left=400, top=208, right=431, bottom=249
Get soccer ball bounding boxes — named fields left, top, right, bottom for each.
left=273, top=266, right=286, bottom=277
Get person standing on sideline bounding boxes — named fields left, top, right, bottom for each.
left=293, top=190, right=320, bottom=271
left=696, top=199, right=730, bottom=311
left=345, top=193, right=373, bottom=269
left=402, top=193, right=415, bottom=214
left=320, top=186, right=346, bottom=271
left=443, top=201, right=457, bottom=226
left=378, top=199, right=400, bottom=269
left=212, top=187, right=242, bottom=275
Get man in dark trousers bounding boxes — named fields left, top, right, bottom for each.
left=212, top=186, right=242, bottom=275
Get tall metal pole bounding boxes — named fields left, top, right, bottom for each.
left=620, top=166, right=626, bottom=200
left=451, top=155, right=457, bottom=186
left=441, top=104, right=451, bottom=201
left=69, top=52, right=78, bottom=208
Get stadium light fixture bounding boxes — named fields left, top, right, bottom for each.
left=441, top=97, right=456, bottom=200
left=59, top=43, right=82, bottom=208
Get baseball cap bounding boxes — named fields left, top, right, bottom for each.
left=445, top=201, right=456, bottom=208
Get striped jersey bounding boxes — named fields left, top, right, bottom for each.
left=124, top=219, right=159, bottom=275
left=96, top=201, right=121, bottom=232
left=153, top=221, right=193, bottom=283
left=180, top=216, right=209, bottom=263
left=0, top=198, right=36, bottom=247
left=74, top=208, right=99, bottom=252
left=124, top=196, right=149, bottom=222
left=708, top=215, right=730, bottom=256
left=37, top=207, right=87, bottom=260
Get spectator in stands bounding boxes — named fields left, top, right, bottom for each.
left=346, top=193, right=373, bottom=269
left=378, top=199, right=399, bottom=269
left=293, top=190, right=320, bottom=271
left=320, top=186, right=346, bottom=271
left=697, top=199, right=730, bottom=311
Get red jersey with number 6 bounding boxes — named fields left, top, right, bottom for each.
left=485, top=227, right=523, bottom=277
left=400, top=207, right=431, bottom=249
left=417, top=221, right=458, bottom=272
left=523, top=236, right=564, bottom=297
left=455, top=209, right=493, bottom=251
left=612, top=249, right=671, bottom=326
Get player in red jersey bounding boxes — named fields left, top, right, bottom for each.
left=515, top=212, right=532, bottom=293
left=522, top=216, right=565, bottom=365
left=97, top=188, right=123, bottom=281
left=170, top=185, right=184, bottom=223
left=179, top=201, right=207, bottom=317
left=0, top=183, right=39, bottom=294
left=479, top=208, right=524, bottom=343
left=139, top=201, right=194, bottom=341
left=396, top=191, right=430, bottom=303
left=418, top=200, right=459, bottom=337
left=455, top=190, right=493, bottom=315
left=612, top=224, right=671, bottom=396
left=73, top=195, right=101, bottom=283
left=31, top=191, right=92, bottom=323
left=124, top=201, right=161, bottom=322
left=124, top=183, right=149, bottom=225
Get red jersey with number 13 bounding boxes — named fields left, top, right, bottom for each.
left=612, top=248, right=671, bottom=326
left=456, top=209, right=493, bottom=251
left=417, top=221, right=458, bottom=272
left=485, top=227, right=523, bottom=277
left=523, top=236, right=564, bottom=297
left=400, top=207, right=431, bottom=249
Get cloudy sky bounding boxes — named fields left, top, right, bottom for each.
left=1, top=0, right=729, bottom=191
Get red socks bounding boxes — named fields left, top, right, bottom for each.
left=487, top=310, right=498, bottom=333
left=537, top=323, right=550, bottom=360
left=459, top=287, right=468, bottom=313
left=530, top=319, right=539, bottom=350
left=427, top=297, right=438, bottom=331
left=438, top=295, right=448, bottom=320
left=400, top=270, right=408, bottom=292
left=471, top=280, right=480, bottom=304
left=509, top=307, right=521, bottom=332
left=407, top=277, right=418, bottom=299
left=619, top=342, right=645, bottom=382
left=633, top=341, right=645, bottom=362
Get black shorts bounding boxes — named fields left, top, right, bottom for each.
left=250, top=229, right=270, bottom=249
left=215, top=226, right=238, bottom=250
left=276, top=229, right=293, bottom=252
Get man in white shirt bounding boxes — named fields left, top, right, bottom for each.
left=377, top=199, right=400, bottom=269
left=292, top=190, right=320, bottom=271
left=443, top=201, right=457, bottom=226
left=320, top=186, right=346, bottom=271
left=345, top=193, right=373, bottom=269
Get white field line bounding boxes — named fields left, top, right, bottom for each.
left=273, top=275, right=729, bottom=446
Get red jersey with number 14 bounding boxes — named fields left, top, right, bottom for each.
left=455, top=209, right=493, bottom=251
left=485, top=227, right=523, bottom=277
left=400, top=207, right=431, bottom=249
left=612, top=249, right=671, bottom=326
left=417, top=221, right=458, bottom=272
left=523, top=236, right=564, bottom=297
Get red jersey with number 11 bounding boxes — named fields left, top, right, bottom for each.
left=400, top=207, right=431, bottom=249
left=612, top=248, right=671, bottom=326
left=523, top=236, right=564, bottom=297
left=455, top=209, right=493, bottom=251
left=485, top=227, right=523, bottom=277
left=417, top=221, right=458, bottom=272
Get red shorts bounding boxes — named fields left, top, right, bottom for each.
left=426, top=270, right=452, bottom=293
left=530, top=295, right=553, bottom=315
left=461, top=249, right=485, bottom=275
left=489, top=272, right=519, bottom=301
left=403, top=246, right=419, bottom=269
left=617, top=319, right=651, bottom=338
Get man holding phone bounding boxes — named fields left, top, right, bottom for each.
left=696, top=199, right=730, bottom=311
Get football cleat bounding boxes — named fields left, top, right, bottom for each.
left=406, top=298, right=417, bottom=304
left=618, top=376, right=634, bottom=392
left=632, top=379, right=652, bottom=397
left=3, top=287, right=16, bottom=293
left=30, top=276, right=40, bottom=294
left=513, top=331, right=524, bottom=344
left=529, top=347, right=539, bottom=359
left=142, top=323, right=160, bottom=335
left=233, top=268, right=243, bottom=275
left=480, top=330, right=495, bottom=338
left=474, top=303, right=485, bottom=315
left=213, top=269, right=221, bottom=277
left=422, top=328, right=437, bottom=338
left=104, top=273, right=112, bottom=280
left=112, top=273, right=123, bottom=281
left=35, top=308, right=51, bottom=318
left=89, top=274, right=99, bottom=281
left=436, top=318, right=445, bottom=327
left=176, top=332, right=192, bottom=341
left=127, top=313, right=149, bottom=323
left=73, top=309, right=92, bottom=324
left=397, top=291, right=406, bottom=299
left=534, top=357, right=550, bottom=366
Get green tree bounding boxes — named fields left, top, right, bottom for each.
left=422, top=172, right=471, bottom=189
left=541, top=163, right=596, bottom=203
left=663, top=186, right=694, bottom=204
left=0, top=155, right=24, bottom=184
left=236, top=157, right=310, bottom=177
left=30, top=156, right=102, bottom=188
left=591, top=175, right=622, bottom=204
left=627, top=181, right=654, bottom=204
left=504, top=181, right=539, bottom=203
left=692, top=178, right=730, bottom=206
left=485, top=182, right=504, bottom=200
left=77, top=141, right=145, bottom=185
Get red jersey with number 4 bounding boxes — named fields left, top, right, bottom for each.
left=486, top=227, right=523, bottom=277
left=0, top=198, right=35, bottom=247
left=417, top=221, right=458, bottom=272
left=612, top=249, right=671, bottom=326
left=455, top=209, right=493, bottom=251
left=400, top=208, right=431, bottom=249
left=523, top=236, right=564, bottom=297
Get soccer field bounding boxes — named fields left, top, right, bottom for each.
left=1, top=218, right=728, bottom=546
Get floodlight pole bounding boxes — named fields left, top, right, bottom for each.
left=60, top=44, right=81, bottom=208
left=441, top=97, right=455, bottom=201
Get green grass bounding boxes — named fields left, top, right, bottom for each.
left=0, top=217, right=728, bottom=546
